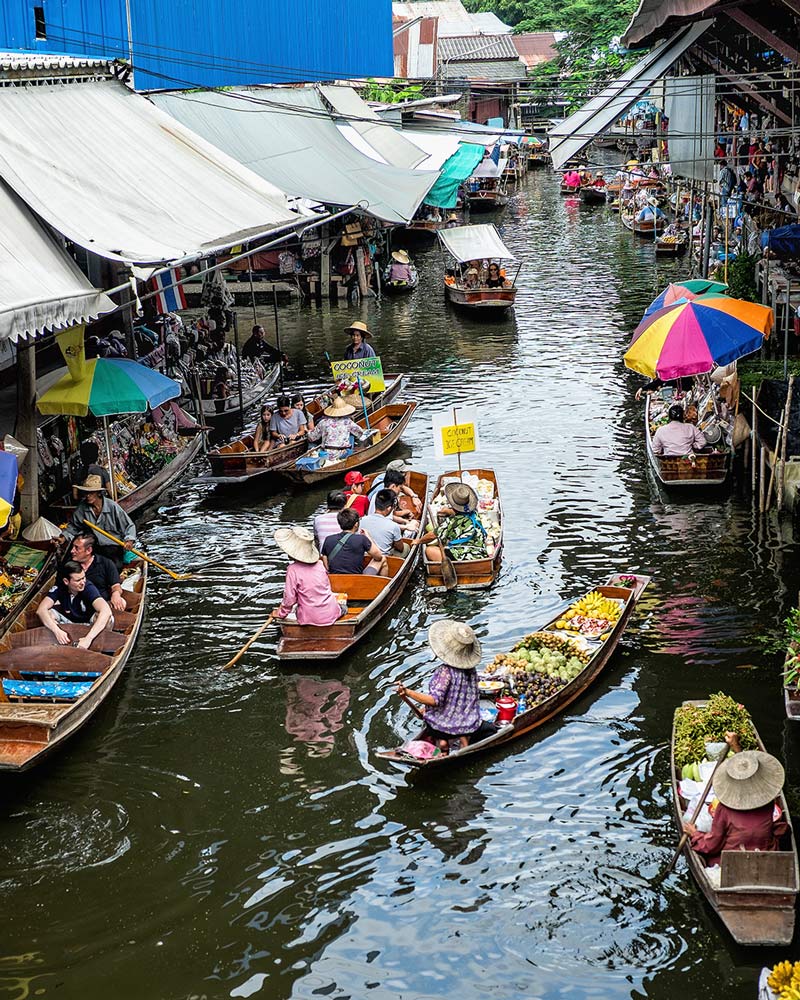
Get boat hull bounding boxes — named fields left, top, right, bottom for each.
left=468, top=193, right=509, bottom=212
left=645, top=396, right=730, bottom=487
left=196, top=363, right=281, bottom=426
left=120, top=433, right=204, bottom=514
left=621, top=213, right=665, bottom=238
left=444, top=282, right=516, bottom=312
left=580, top=187, right=607, bottom=205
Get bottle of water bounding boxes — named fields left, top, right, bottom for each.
left=517, top=692, right=527, bottom=714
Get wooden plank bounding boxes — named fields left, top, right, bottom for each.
left=0, top=646, right=111, bottom=675
left=720, top=851, right=798, bottom=890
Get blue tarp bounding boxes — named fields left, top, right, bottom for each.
left=760, top=225, right=800, bottom=258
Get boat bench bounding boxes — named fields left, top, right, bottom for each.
left=9, top=626, right=125, bottom=655
left=720, top=850, right=798, bottom=890
left=329, top=572, right=390, bottom=618
left=0, top=646, right=112, bottom=680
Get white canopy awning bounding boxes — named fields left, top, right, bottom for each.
left=152, top=88, right=438, bottom=225
left=0, top=179, right=115, bottom=342
left=472, top=158, right=507, bottom=179
left=439, top=223, right=515, bottom=262
left=318, top=86, right=428, bottom=169
left=0, top=79, right=299, bottom=265
left=548, top=20, right=712, bottom=170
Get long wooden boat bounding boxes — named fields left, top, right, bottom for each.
left=580, top=186, right=607, bottom=205
left=655, top=231, right=689, bottom=257
left=190, top=360, right=281, bottom=427
left=277, top=470, right=428, bottom=660
left=423, top=468, right=502, bottom=591
left=468, top=186, right=509, bottom=212
left=560, top=183, right=581, bottom=197
left=444, top=279, right=517, bottom=312
left=279, top=401, right=417, bottom=486
left=645, top=395, right=730, bottom=488
left=670, top=702, right=799, bottom=945
left=0, top=541, right=57, bottom=644
left=0, top=565, right=147, bottom=771
left=203, top=374, right=406, bottom=485
left=119, top=432, right=204, bottom=515
left=377, top=573, right=649, bottom=780
left=621, top=211, right=666, bottom=238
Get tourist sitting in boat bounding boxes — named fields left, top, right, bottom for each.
left=593, top=172, right=606, bottom=188
left=270, top=395, right=308, bottom=446
left=69, top=531, right=127, bottom=612
left=387, top=250, right=413, bottom=283
left=360, top=490, right=408, bottom=557
left=652, top=404, right=709, bottom=457
left=61, top=475, right=140, bottom=569
left=683, top=732, right=788, bottom=867
left=366, top=458, right=413, bottom=505
left=395, top=619, right=482, bottom=755
left=241, top=324, right=284, bottom=365
left=37, top=560, right=113, bottom=648
left=321, top=508, right=387, bottom=577
left=292, top=394, right=314, bottom=432
left=272, top=526, right=344, bottom=627
left=368, top=468, right=421, bottom=533
left=306, top=396, right=370, bottom=460
left=252, top=404, right=274, bottom=453
left=445, top=213, right=460, bottom=229
left=314, top=491, right=347, bottom=550
left=486, top=263, right=505, bottom=289
left=343, top=470, right=370, bottom=517
left=344, top=321, right=376, bottom=360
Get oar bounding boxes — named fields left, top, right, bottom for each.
left=396, top=682, right=426, bottom=721
left=437, top=531, right=458, bottom=591
left=221, top=614, right=278, bottom=670
left=656, top=744, right=730, bottom=883
left=83, top=520, right=193, bottom=581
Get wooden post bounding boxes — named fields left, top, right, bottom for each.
left=751, top=389, right=757, bottom=494
left=759, top=442, right=767, bottom=512
left=319, top=225, right=330, bottom=304
left=778, top=376, right=795, bottom=513
left=232, top=312, right=244, bottom=432
left=355, top=246, right=369, bottom=299
left=16, top=339, right=39, bottom=525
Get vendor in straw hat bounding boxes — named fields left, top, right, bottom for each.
left=683, top=732, right=789, bottom=867
left=60, top=474, right=139, bottom=569
left=343, top=321, right=376, bottom=361
left=307, top=395, right=371, bottom=461
left=387, top=250, right=413, bottom=283
left=273, top=526, right=344, bottom=627
left=395, top=619, right=483, bottom=755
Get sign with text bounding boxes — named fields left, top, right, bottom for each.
left=330, top=355, right=385, bottom=392
left=433, top=406, right=480, bottom=461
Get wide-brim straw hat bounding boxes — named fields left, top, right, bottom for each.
left=323, top=396, right=357, bottom=418
left=713, top=750, right=785, bottom=810
left=75, top=474, right=106, bottom=493
left=387, top=458, right=413, bottom=472
left=444, top=482, right=478, bottom=513
left=345, top=321, right=373, bottom=339
left=392, top=250, right=410, bottom=264
left=428, top=619, right=482, bottom=670
left=274, top=526, right=319, bottom=564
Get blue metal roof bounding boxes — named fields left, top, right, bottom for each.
left=0, top=0, right=393, bottom=90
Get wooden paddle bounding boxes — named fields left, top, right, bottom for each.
left=83, top=520, right=193, bottom=581
left=221, top=614, right=278, bottom=670
left=397, top=682, right=426, bottom=720
left=657, top=743, right=730, bottom=883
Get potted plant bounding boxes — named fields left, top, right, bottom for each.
left=782, top=608, right=800, bottom=712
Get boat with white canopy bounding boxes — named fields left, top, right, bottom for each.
left=466, top=158, right=509, bottom=211
left=439, top=224, right=519, bottom=312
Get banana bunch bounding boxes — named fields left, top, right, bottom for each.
left=565, top=591, right=621, bottom=623
left=767, top=960, right=800, bottom=997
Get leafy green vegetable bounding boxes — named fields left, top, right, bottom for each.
left=673, top=693, right=757, bottom=769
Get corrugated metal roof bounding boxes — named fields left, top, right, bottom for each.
left=440, top=58, right=527, bottom=81
left=439, top=33, right=520, bottom=60
left=0, top=51, right=117, bottom=80
left=392, top=1, right=512, bottom=36
left=512, top=33, right=558, bottom=67
left=467, top=13, right=512, bottom=34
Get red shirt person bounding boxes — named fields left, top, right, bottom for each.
left=343, top=470, right=370, bottom=517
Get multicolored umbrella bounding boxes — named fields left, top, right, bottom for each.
left=642, top=279, right=729, bottom=319
left=624, top=294, right=773, bottom=381
left=37, top=358, right=180, bottom=418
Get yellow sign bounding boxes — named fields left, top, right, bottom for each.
left=441, top=422, right=476, bottom=456
left=55, top=324, right=87, bottom=383
left=330, top=356, right=385, bottom=392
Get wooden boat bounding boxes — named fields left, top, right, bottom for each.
left=444, top=280, right=517, bottom=312
left=398, top=205, right=469, bottom=242
left=423, top=468, right=502, bottom=591
left=784, top=630, right=800, bottom=721
left=645, top=395, right=730, bottom=488
left=279, top=401, right=417, bottom=486
left=187, top=356, right=281, bottom=427
left=277, top=470, right=428, bottom=660
left=580, top=186, right=607, bottom=205
left=383, top=266, right=419, bottom=294
left=119, top=430, right=204, bottom=515
left=560, top=183, right=580, bottom=197
left=467, top=175, right=509, bottom=213
left=621, top=210, right=666, bottom=238
left=0, top=565, right=147, bottom=771
left=655, top=230, right=689, bottom=257
left=377, top=573, right=649, bottom=779
left=203, top=374, right=405, bottom=485
left=0, top=540, right=57, bottom=643
left=439, top=223, right=518, bottom=314
left=670, top=702, right=799, bottom=945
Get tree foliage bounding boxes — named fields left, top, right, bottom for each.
left=363, top=79, right=425, bottom=103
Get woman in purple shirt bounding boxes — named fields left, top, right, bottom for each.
left=272, top=526, right=343, bottom=627
left=395, top=619, right=482, bottom=754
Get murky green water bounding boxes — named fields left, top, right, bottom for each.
left=2, top=171, right=800, bottom=1000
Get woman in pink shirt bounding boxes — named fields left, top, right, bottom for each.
left=273, top=526, right=343, bottom=627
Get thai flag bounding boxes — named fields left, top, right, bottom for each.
left=490, top=142, right=501, bottom=165
left=151, top=268, right=187, bottom=314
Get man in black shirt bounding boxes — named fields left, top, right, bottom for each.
left=37, top=560, right=112, bottom=648
left=70, top=531, right=127, bottom=612
left=241, top=324, right=284, bottom=364
left=321, top=509, right=386, bottom=576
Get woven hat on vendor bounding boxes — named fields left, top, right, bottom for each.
left=713, top=751, right=785, bottom=810
left=387, top=458, right=413, bottom=473
left=323, top=395, right=357, bottom=418
left=74, top=474, right=107, bottom=494
left=345, top=320, right=373, bottom=339
left=428, top=619, right=482, bottom=670
left=274, top=526, right=319, bottom=564
left=391, top=250, right=411, bottom=264
left=444, top=482, right=479, bottom=514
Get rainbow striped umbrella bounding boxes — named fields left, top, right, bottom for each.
left=624, top=294, right=773, bottom=381
left=642, top=279, right=728, bottom=319
left=37, top=358, right=180, bottom=417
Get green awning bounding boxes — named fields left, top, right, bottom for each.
left=423, top=143, right=486, bottom=209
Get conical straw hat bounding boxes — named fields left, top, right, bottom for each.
left=713, top=750, right=785, bottom=810
left=323, top=396, right=357, bottom=418
left=22, top=516, right=62, bottom=542
left=428, top=619, right=481, bottom=670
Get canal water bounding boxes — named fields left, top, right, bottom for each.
left=3, top=172, right=800, bottom=1000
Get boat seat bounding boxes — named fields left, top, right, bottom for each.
left=328, top=573, right=390, bottom=602
left=2, top=679, right=93, bottom=702
left=229, top=441, right=247, bottom=453
left=720, top=850, right=798, bottom=890
left=0, top=646, right=111, bottom=679
left=122, top=590, right=142, bottom=611
left=110, top=610, right=136, bottom=631
left=9, top=626, right=125, bottom=655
